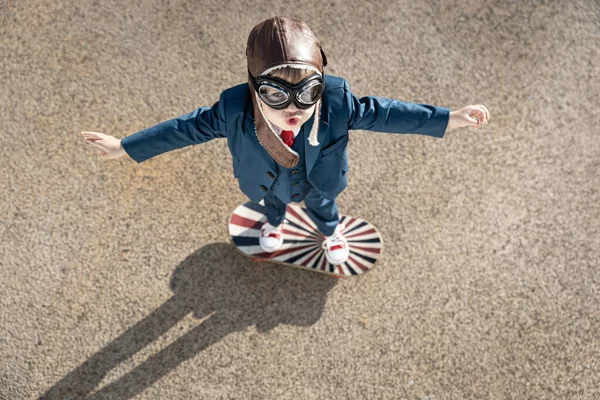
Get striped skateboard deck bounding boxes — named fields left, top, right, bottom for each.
left=228, top=201, right=383, bottom=277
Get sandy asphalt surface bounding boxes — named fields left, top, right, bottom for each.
left=2, top=0, right=599, bottom=399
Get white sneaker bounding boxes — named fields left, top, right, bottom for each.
left=322, top=224, right=349, bottom=265
left=259, top=221, right=284, bottom=252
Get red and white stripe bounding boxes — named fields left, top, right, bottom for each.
left=229, top=202, right=382, bottom=277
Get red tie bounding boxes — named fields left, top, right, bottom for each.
left=281, top=130, right=295, bottom=148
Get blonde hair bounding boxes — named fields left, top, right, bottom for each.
left=267, top=66, right=316, bottom=84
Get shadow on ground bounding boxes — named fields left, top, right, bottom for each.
left=40, top=243, right=337, bottom=399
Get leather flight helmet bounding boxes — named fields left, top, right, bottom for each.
left=246, top=16, right=328, bottom=168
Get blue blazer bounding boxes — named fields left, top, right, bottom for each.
left=121, top=75, right=450, bottom=202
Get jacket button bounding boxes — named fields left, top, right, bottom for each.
left=267, top=172, right=275, bottom=179
left=260, top=185, right=268, bottom=192
left=291, top=169, right=299, bottom=175
left=291, top=182, right=299, bottom=186
left=292, top=194, right=300, bottom=200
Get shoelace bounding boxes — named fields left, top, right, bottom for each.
left=322, top=224, right=346, bottom=250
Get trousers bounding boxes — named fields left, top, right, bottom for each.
left=263, top=187, right=339, bottom=237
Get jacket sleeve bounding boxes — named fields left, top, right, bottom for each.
left=121, top=91, right=227, bottom=163
left=343, top=79, right=450, bottom=138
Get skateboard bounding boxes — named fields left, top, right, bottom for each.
left=228, top=201, right=383, bottom=278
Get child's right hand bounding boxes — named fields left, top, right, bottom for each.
left=81, top=131, right=127, bottom=160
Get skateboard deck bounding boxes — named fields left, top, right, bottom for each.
left=228, top=201, right=383, bottom=277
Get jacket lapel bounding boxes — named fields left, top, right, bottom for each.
left=242, top=94, right=330, bottom=173
left=243, top=101, right=277, bottom=170
left=304, top=104, right=330, bottom=174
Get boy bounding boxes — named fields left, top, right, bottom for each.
left=81, top=16, right=490, bottom=265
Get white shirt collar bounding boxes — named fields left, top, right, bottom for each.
left=272, top=125, right=301, bottom=138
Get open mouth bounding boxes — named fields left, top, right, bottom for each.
left=286, top=116, right=301, bottom=126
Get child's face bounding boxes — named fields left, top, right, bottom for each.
left=261, top=98, right=316, bottom=131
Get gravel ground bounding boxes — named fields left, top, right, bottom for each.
left=2, top=0, right=599, bottom=399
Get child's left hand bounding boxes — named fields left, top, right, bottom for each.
left=448, top=105, right=490, bottom=130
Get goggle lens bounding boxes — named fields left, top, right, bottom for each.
left=297, top=81, right=323, bottom=104
left=258, top=84, right=290, bottom=106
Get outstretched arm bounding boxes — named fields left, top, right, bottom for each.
left=344, top=80, right=450, bottom=138
left=343, top=79, right=491, bottom=137
left=82, top=91, right=228, bottom=163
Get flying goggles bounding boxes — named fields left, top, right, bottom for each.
left=248, top=69, right=324, bottom=110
